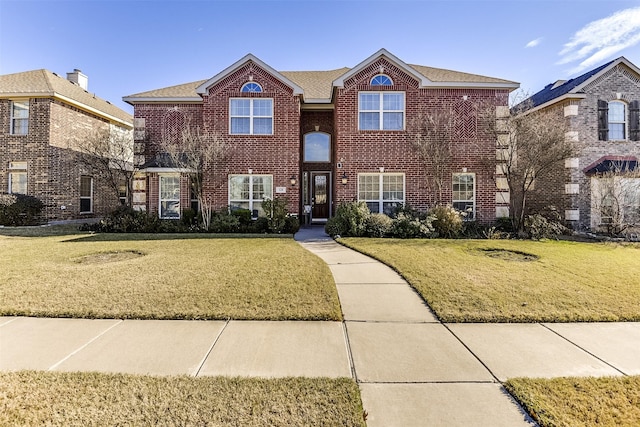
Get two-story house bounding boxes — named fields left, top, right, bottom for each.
left=0, top=69, right=133, bottom=221
left=521, top=57, right=640, bottom=233
left=124, top=49, right=518, bottom=223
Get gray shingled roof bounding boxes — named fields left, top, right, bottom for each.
left=125, top=63, right=517, bottom=103
left=0, top=69, right=132, bottom=125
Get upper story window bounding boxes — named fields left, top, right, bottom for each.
left=303, top=132, right=331, bottom=162
left=10, top=100, right=29, bottom=135
left=359, top=92, right=405, bottom=131
left=230, top=98, right=273, bottom=135
left=241, top=82, right=263, bottom=93
left=370, top=74, right=393, bottom=86
left=598, top=99, right=640, bottom=141
left=608, top=101, right=626, bottom=140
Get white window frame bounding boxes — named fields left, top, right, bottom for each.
left=370, top=74, right=393, bottom=86
left=452, top=173, right=476, bottom=220
left=358, top=173, right=405, bottom=215
left=608, top=101, right=627, bottom=140
left=80, top=175, right=93, bottom=214
left=241, top=82, right=263, bottom=93
left=8, top=161, right=28, bottom=194
left=358, top=91, right=405, bottom=131
left=10, top=100, right=29, bottom=135
left=228, top=174, right=273, bottom=217
left=229, top=98, right=273, bottom=135
left=159, top=174, right=181, bottom=219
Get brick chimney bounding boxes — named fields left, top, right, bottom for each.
left=67, top=69, right=88, bottom=90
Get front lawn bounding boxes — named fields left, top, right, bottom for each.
left=0, top=231, right=341, bottom=320
left=340, top=238, right=640, bottom=322
left=505, top=376, right=640, bottom=427
left=0, top=372, right=365, bottom=427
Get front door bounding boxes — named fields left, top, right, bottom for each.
left=311, top=172, right=330, bottom=221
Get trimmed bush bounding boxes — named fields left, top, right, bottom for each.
left=325, top=201, right=370, bottom=237
left=429, top=205, right=463, bottom=238
left=389, top=212, right=434, bottom=238
left=366, top=213, right=393, bottom=237
left=0, top=193, right=44, bottom=226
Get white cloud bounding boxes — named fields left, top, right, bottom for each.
left=558, top=6, right=640, bottom=74
left=525, top=38, right=543, bottom=48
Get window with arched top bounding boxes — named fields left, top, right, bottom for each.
left=370, top=74, right=393, bottom=86
left=303, top=132, right=331, bottom=162
left=241, top=82, right=263, bottom=93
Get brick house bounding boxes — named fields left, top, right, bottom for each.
left=520, top=57, right=640, bottom=232
left=124, top=49, right=518, bottom=223
left=0, top=69, right=133, bottom=221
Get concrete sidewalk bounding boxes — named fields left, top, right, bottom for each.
left=1, top=225, right=639, bottom=426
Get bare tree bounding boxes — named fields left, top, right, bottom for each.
left=407, top=110, right=457, bottom=204
left=484, top=99, right=575, bottom=232
left=589, top=160, right=640, bottom=236
left=73, top=126, right=134, bottom=206
left=157, top=122, right=230, bottom=230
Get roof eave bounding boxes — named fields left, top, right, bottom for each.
left=519, top=93, right=587, bottom=116
left=422, top=82, right=520, bottom=90
left=1, top=91, right=132, bottom=128
left=123, top=96, right=203, bottom=105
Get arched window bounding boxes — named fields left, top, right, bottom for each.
left=241, top=82, right=263, bottom=93
left=303, top=132, right=331, bottom=162
left=370, top=74, right=393, bottom=86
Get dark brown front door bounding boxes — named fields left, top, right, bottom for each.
left=311, top=172, right=330, bottom=220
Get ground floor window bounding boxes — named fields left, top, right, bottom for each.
left=159, top=174, right=180, bottom=219
left=80, top=176, right=93, bottom=213
left=358, top=173, right=404, bottom=215
left=452, top=173, right=476, bottom=219
left=229, top=174, right=273, bottom=217
left=591, top=176, right=640, bottom=229
left=8, top=162, right=27, bottom=194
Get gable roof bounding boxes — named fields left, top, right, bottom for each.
left=0, top=69, right=132, bottom=127
left=124, top=49, right=518, bottom=104
left=195, top=53, right=304, bottom=97
left=519, top=57, right=640, bottom=111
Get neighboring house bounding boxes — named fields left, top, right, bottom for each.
left=123, top=49, right=518, bottom=223
left=0, top=69, right=133, bottom=221
left=520, top=57, right=640, bottom=232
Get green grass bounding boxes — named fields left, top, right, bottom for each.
left=0, top=231, right=341, bottom=320
left=340, top=238, right=640, bottom=322
left=0, top=372, right=365, bottom=427
left=505, top=376, right=640, bottom=427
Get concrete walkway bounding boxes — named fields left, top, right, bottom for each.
left=1, top=226, right=639, bottom=426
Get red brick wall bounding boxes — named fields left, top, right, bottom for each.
left=136, top=61, right=301, bottom=216
left=1, top=98, right=123, bottom=221
left=333, top=58, right=508, bottom=222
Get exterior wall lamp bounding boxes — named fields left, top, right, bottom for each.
left=341, top=171, right=348, bottom=185
left=290, top=175, right=297, bottom=186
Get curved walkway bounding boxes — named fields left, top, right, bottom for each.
left=1, top=227, right=639, bottom=426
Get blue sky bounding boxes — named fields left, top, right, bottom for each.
left=1, top=0, right=639, bottom=113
